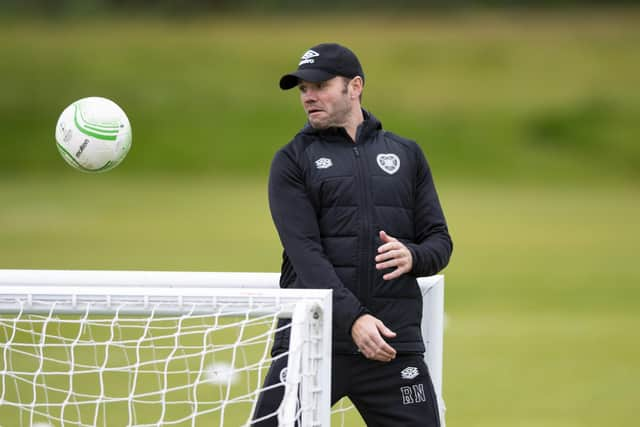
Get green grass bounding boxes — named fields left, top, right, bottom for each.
left=441, top=183, right=640, bottom=426
left=1, top=177, right=638, bottom=426
left=0, top=10, right=639, bottom=182
left=1, top=8, right=639, bottom=426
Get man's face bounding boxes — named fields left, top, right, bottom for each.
left=298, top=77, right=353, bottom=129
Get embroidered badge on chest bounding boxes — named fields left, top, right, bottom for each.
left=376, top=153, right=400, bottom=175
left=315, top=157, right=333, bottom=169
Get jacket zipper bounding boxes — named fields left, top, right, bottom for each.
left=352, top=144, right=373, bottom=307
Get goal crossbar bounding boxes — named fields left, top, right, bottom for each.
left=0, top=285, right=329, bottom=317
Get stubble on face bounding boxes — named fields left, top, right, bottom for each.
left=301, top=78, right=353, bottom=130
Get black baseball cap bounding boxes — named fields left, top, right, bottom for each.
left=279, top=43, right=365, bottom=90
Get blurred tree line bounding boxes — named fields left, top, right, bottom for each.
left=1, top=0, right=637, bottom=17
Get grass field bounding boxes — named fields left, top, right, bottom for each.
left=1, top=8, right=639, bottom=426
left=1, top=11, right=639, bottom=183
left=1, top=177, right=638, bottom=426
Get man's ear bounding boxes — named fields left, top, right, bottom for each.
left=350, top=76, right=364, bottom=99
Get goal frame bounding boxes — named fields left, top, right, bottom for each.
left=0, top=269, right=445, bottom=425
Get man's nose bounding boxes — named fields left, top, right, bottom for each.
left=302, top=89, right=318, bottom=102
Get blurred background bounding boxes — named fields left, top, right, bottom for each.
left=0, top=0, right=638, bottom=426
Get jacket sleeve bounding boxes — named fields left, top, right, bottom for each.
left=406, top=146, right=453, bottom=276
left=268, top=147, right=367, bottom=336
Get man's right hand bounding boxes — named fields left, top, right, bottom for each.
left=351, top=314, right=397, bottom=362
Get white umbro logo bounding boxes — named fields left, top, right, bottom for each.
left=299, top=49, right=319, bottom=66
left=400, top=366, right=419, bottom=380
left=315, top=157, right=333, bottom=169
left=377, top=153, right=400, bottom=175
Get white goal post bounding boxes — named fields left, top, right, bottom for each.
left=0, top=270, right=445, bottom=426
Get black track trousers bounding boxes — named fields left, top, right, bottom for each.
left=252, top=353, right=441, bottom=427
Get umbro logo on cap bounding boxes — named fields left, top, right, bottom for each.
left=299, top=49, right=320, bottom=66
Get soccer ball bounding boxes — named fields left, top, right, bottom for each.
left=55, top=97, right=132, bottom=173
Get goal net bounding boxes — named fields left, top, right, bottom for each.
left=0, top=271, right=332, bottom=427
left=0, top=270, right=445, bottom=427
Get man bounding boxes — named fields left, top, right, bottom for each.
left=253, top=43, right=452, bottom=426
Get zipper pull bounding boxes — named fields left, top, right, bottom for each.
left=353, top=146, right=360, bottom=157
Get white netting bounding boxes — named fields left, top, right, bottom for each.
left=0, top=288, right=330, bottom=427
left=0, top=270, right=445, bottom=427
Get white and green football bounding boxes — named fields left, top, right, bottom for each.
left=55, top=97, right=132, bottom=173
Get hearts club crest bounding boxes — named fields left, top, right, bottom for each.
left=376, top=153, right=400, bottom=175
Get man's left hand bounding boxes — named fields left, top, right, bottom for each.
left=375, top=230, right=413, bottom=280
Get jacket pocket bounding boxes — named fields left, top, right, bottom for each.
left=371, top=273, right=421, bottom=299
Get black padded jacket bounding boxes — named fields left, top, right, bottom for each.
left=268, top=110, right=452, bottom=354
